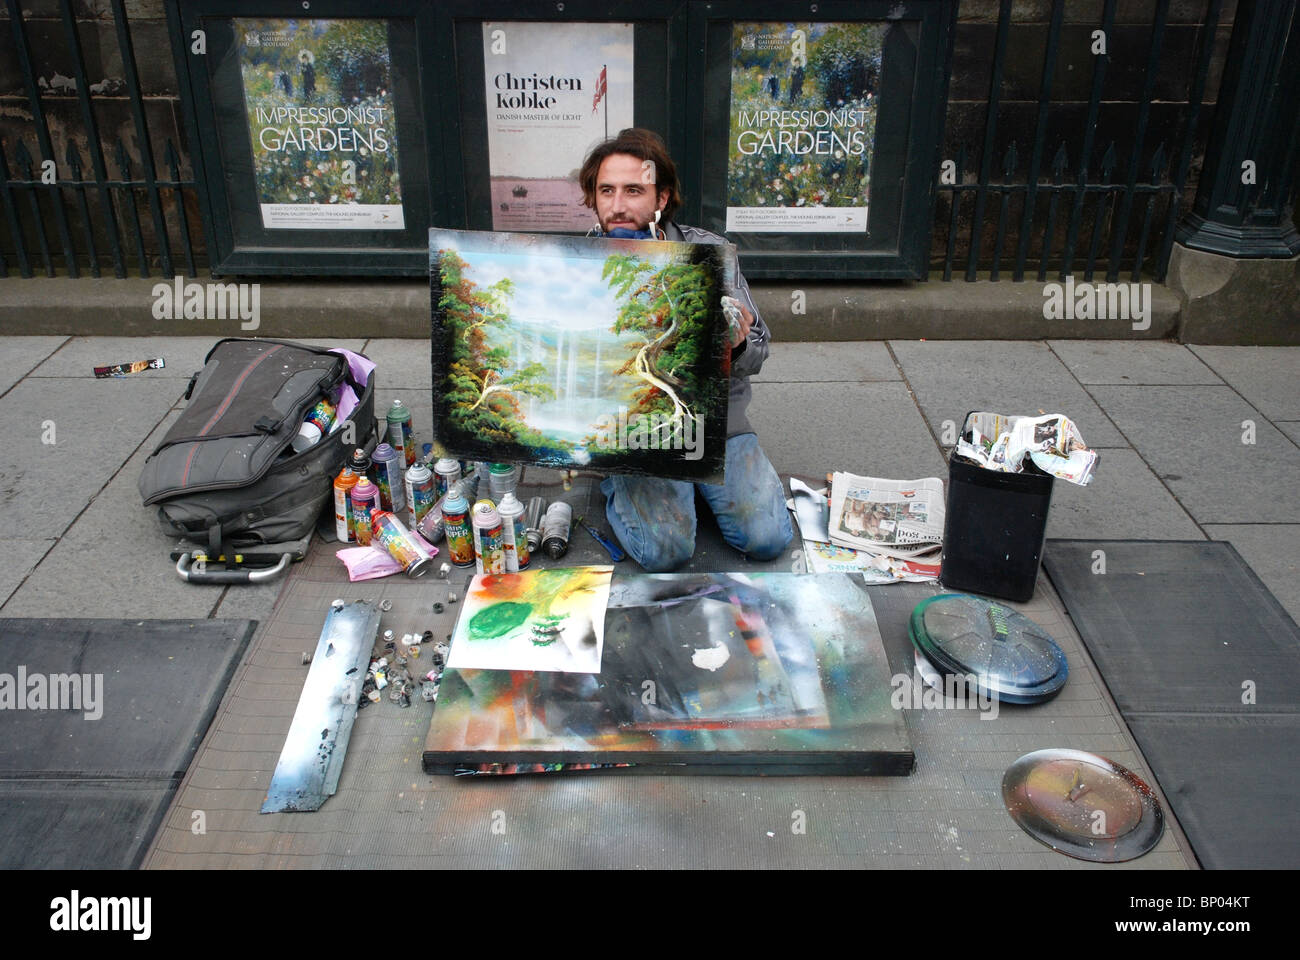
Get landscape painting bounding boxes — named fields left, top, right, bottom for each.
left=429, top=229, right=733, bottom=482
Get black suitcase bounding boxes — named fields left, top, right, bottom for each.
left=138, top=338, right=376, bottom=584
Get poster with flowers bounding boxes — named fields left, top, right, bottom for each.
left=237, top=18, right=404, bottom=230
left=726, top=22, right=883, bottom=234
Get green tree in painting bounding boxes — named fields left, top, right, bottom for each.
left=602, top=253, right=715, bottom=444
left=438, top=250, right=555, bottom=446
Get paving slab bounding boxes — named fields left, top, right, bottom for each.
left=1, top=409, right=227, bottom=619
left=1205, top=524, right=1300, bottom=624
left=0, top=377, right=179, bottom=539
left=748, top=381, right=948, bottom=480
left=0, top=336, right=67, bottom=394
left=0, top=538, right=55, bottom=607
left=889, top=340, right=1128, bottom=447
left=1047, top=340, right=1223, bottom=385
left=1091, top=385, right=1300, bottom=524
left=29, top=337, right=368, bottom=381
left=1189, top=346, right=1300, bottom=420
left=1045, top=448, right=1203, bottom=540
left=356, top=339, right=433, bottom=391
left=753, top=340, right=901, bottom=382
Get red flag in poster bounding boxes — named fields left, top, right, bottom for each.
left=592, top=66, right=607, bottom=113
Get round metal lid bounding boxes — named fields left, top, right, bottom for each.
left=908, top=594, right=1068, bottom=704
left=1002, top=748, right=1165, bottom=862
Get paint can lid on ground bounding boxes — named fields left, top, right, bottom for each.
left=908, top=594, right=1068, bottom=704
left=1002, top=748, right=1165, bottom=862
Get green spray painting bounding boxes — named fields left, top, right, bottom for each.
left=429, top=229, right=733, bottom=483
left=444, top=567, right=614, bottom=674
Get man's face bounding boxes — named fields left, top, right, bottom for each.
left=593, top=152, right=667, bottom=234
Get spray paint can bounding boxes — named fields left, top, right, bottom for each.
left=292, top=420, right=322, bottom=452
left=441, top=490, right=475, bottom=566
left=347, top=447, right=372, bottom=483
left=305, top=398, right=336, bottom=434
left=496, top=492, right=529, bottom=571
left=372, top=442, right=406, bottom=513
left=525, top=496, right=546, bottom=554
left=433, top=458, right=462, bottom=500
left=350, top=478, right=380, bottom=546
left=333, top=467, right=359, bottom=542
left=541, top=501, right=572, bottom=560
left=471, top=500, right=506, bottom=575
left=386, top=399, right=415, bottom=467
left=371, top=511, right=433, bottom=579
left=404, top=460, right=436, bottom=529
left=488, top=463, right=519, bottom=502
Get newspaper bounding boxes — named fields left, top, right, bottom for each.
left=954, top=411, right=1099, bottom=486
left=827, top=473, right=944, bottom=559
left=801, top=539, right=940, bottom=582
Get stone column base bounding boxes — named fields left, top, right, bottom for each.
left=1168, top=243, right=1300, bottom=345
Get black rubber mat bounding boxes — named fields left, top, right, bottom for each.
left=0, top=618, right=256, bottom=869
left=1043, top=541, right=1300, bottom=869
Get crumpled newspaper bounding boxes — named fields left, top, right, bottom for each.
left=954, top=411, right=1099, bottom=486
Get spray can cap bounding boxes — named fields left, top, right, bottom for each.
left=473, top=500, right=501, bottom=527
left=442, top=491, right=469, bottom=515
left=497, top=491, right=522, bottom=513
left=374, top=442, right=398, bottom=461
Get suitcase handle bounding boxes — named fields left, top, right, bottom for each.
left=175, top=551, right=291, bottom=585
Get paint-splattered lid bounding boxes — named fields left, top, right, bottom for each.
left=1002, top=748, right=1165, bottom=862
left=908, top=594, right=1068, bottom=704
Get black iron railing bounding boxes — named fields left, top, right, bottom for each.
left=1, top=0, right=199, bottom=279
left=938, top=0, right=1225, bottom=283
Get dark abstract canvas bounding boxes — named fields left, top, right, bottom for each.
left=424, top=572, right=913, bottom=775
left=429, top=229, right=733, bottom=482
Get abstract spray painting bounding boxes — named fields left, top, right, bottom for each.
left=430, top=229, right=733, bottom=482
left=445, top=566, right=614, bottom=674
left=425, top=572, right=913, bottom=774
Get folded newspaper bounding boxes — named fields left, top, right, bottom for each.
left=827, top=473, right=944, bottom=559
left=953, top=411, right=1099, bottom=486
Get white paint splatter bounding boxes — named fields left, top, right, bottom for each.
left=691, top=644, right=730, bottom=671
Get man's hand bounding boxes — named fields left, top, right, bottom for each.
left=721, top=295, right=753, bottom=349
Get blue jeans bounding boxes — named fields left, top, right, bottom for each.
left=600, top=433, right=793, bottom=572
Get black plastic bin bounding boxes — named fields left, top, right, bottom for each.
left=939, top=448, right=1055, bottom=603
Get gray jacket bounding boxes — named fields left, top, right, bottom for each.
left=661, top=220, right=769, bottom=438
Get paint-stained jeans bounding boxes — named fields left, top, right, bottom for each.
left=600, top=432, right=793, bottom=572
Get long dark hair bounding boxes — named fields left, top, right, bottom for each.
left=579, top=128, right=681, bottom=222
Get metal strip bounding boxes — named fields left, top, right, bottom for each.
left=262, top=600, right=381, bottom=813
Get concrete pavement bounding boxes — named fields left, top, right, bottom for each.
left=1, top=336, right=1296, bottom=624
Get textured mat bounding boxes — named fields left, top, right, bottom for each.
left=0, top=618, right=256, bottom=869
left=1043, top=540, right=1300, bottom=869
left=145, top=494, right=1192, bottom=867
